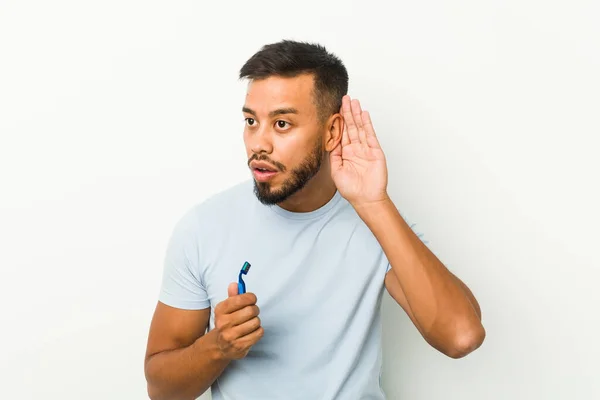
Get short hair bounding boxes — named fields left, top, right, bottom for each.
left=239, top=39, right=349, bottom=122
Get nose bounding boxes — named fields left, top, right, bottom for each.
left=248, top=125, right=274, bottom=155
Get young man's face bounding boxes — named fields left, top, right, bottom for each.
left=242, top=74, right=326, bottom=205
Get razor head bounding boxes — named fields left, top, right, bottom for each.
left=238, top=261, right=251, bottom=294
left=241, top=261, right=251, bottom=275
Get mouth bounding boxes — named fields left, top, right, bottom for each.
left=252, top=167, right=278, bottom=182
left=250, top=162, right=279, bottom=182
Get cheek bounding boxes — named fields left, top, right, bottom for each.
left=273, top=135, right=313, bottom=166
left=243, top=130, right=254, bottom=157
left=242, top=129, right=250, bottom=147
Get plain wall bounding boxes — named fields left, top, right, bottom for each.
left=1, top=1, right=598, bottom=399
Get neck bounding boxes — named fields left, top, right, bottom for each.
left=277, top=165, right=337, bottom=213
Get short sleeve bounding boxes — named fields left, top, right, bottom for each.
left=385, top=213, right=429, bottom=273
left=158, top=210, right=210, bottom=310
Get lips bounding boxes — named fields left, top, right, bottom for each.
left=250, top=161, right=278, bottom=172
left=250, top=161, right=279, bottom=182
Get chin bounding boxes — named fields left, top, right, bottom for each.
left=253, top=181, right=292, bottom=205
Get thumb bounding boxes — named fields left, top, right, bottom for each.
left=330, top=142, right=343, bottom=170
left=228, top=282, right=238, bottom=297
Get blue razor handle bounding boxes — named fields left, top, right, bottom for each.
left=238, top=261, right=251, bottom=294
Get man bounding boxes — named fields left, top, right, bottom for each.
left=144, top=40, right=485, bottom=400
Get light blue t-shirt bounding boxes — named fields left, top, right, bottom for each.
left=158, top=179, right=422, bottom=399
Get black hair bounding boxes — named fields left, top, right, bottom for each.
left=239, top=39, right=349, bottom=122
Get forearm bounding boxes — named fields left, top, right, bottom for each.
left=356, top=199, right=484, bottom=352
left=145, top=329, right=230, bottom=400
left=450, top=271, right=482, bottom=319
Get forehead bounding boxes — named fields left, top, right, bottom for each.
left=244, top=74, right=316, bottom=115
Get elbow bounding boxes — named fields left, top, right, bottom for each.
left=147, top=384, right=198, bottom=400
left=147, top=384, right=163, bottom=400
left=145, top=362, right=164, bottom=400
left=146, top=372, right=205, bottom=400
left=146, top=377, right=169, bottom=400
left=445, top=322, right=486, bottom=359
left=145, top=363, right=194, bottom=400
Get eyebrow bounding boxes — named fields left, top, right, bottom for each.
left=242, top=106, right=299, bottom=118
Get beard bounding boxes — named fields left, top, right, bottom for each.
left=252, top=140, right=323, bottom=206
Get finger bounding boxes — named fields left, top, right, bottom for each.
left=340, top=116, right=350, bottom=146
left=341, top=95, right=359, bottom=143
left=361, top=111, right=381, bottom=148
left=361, top=111, right=376, bottom=137
left=366, top=133, right=381, bottom=149
left=330, top=142, right=342, bottom=170
left=218, top=292, right=257, bottom=314
left=351, top=99, right=367, bottom=144
left=232, top=316, right=261, bottom=338
left=227, top=282, right=238, bottom=297
left=237, top=326, right=264, bottom=347
left=229, top=304, right=260, bottom=326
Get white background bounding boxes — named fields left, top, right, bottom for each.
left=1, top=1, right=599, bottom=399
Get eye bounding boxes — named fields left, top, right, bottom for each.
left=276, top=120, right=290, bottom=129
left=245, top=118, right=256, bottom=126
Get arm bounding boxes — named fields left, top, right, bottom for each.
left=331, top=95, right=484, bottom=358
left=144, top=284, right=263, bottom=400
left=144, top=302, right=229, bottom=400
left=146, top=208, right=263, bottom=399
left=358, top=199, right=485, bottom=358
left=145, top=211, right=228, bottom=400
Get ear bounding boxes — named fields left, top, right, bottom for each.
left=324, top=113, right=343, bottom=152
